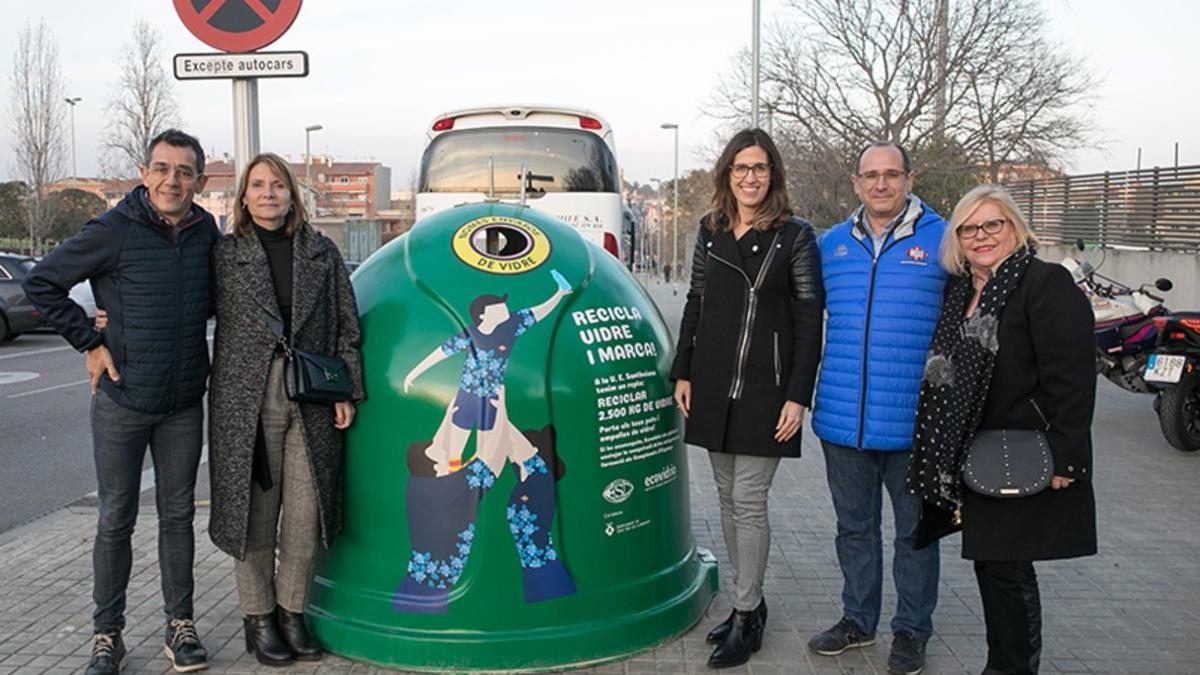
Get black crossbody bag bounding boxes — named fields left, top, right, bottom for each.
left=266, top=316, right=353, bottom=404
left=962, top=398, right=1053, bottom=498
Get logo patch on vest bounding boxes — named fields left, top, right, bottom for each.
left=901, top=246, right=929, bottom=266
left=834, top=244, right=849, bottom=257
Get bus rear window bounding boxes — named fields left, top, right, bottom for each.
left=420, top=127, right=618, bottom=194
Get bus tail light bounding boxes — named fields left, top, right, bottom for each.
left=603, top=232, right=619, bottom=257
left=432, top=117, right=455, bottom=131
left=579, top=116, right=603, bottom=130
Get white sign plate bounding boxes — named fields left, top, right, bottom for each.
left=1145, top=353, right=1187, bottom=384
left=174, top=51, right=309, bottom=80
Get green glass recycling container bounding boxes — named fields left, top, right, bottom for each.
left=307, top=202, right=717, bottom=672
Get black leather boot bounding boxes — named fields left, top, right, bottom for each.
left=277, top=607, right=322, bottom=662
left=243, top=613, right=295, bottom=667
left=707, top=609, right=763, bottom=669
left=706, top=598, right=767, bottom=645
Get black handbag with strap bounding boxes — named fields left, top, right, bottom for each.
left=962, top=398, right=1053, bottom=498
left=266, top=316, right=353, bottom=404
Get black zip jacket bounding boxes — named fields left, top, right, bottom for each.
left=670, top=216, right=824, bottom=455
left=23, top=187, right=219, bottom=413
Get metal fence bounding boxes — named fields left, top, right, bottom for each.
left=1005, top=164, right=1200, bottom=252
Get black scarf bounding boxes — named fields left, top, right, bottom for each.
left=909, top=249, right=1035, bottom=511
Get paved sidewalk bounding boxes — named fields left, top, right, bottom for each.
left=4, top=417, right=1199, bottom=674
left=2, top=280, right=1198, bottom=674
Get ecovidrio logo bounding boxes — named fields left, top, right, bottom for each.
left=644, top=464, right=678, bottom=491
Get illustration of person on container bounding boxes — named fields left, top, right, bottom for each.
left=393, top=270, right=576, bottom=614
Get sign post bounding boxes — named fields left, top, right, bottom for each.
left=173, top=0, right=305, bottom=179
left=231, top=79, right=260, bottom=180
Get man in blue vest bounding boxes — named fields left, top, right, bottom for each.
left=24, top=130, right=218, bottom=675
left=809, top=142, right=948, bottom=675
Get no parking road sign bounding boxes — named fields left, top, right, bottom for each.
left=173, top=0, right=304, bottom=183
left=173, top=0, right=303, bottom=53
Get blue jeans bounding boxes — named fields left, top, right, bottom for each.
left=821, top=441, right=939, bottom=640
left=91, top=391, right=203, bottom=633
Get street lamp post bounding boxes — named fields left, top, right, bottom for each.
left=660, top=123, right=679, bottom=294
left=64, top=97, right=82, bottom=188
left=304, top=124, right=323, bottom=216
left=648, top=177, right=662, bottom=277
left=752, top=0, right=761, bottom=128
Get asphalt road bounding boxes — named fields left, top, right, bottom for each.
left=0, top=277, right=1188, bottom=535
left=0, top=326, right=214, bottom=533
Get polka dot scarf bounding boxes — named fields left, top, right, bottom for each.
left=908, top=248, right=1034, bottom=511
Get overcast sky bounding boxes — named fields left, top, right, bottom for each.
left=0, top=0, right=1196, bottom=191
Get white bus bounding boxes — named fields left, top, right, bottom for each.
left=415, top=105, right=628, bottom=262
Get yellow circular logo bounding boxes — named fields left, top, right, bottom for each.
left=451, top=216, right=551, bottom=275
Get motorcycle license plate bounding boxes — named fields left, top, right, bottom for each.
left=1145, top=354, right=1187, bottom=383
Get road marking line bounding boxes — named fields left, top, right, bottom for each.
left=1, top=334, right=214, bottom=398
left=0, top=372, right=40, bottom=385
left=0, top=345, right=75, bottom=361
left=6, top=378, right=90, bottom=398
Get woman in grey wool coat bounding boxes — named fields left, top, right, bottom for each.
left=208, top=152, right=364, bottom=667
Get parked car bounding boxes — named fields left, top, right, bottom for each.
left=0, top=253, right=45, bottom=341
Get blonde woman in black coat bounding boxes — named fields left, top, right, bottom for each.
left=909, top=184, right=1097, bottom=674
left=670, top=129, right=824, bottom=668
left=208, top=153, right=364, bottom=667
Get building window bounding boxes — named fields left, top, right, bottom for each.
left=356, top=176, right=369, bottom=183
left=337, top=176, right=350, bottom=184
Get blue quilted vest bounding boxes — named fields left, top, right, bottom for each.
left=812, top=198, right=948, bottom=450
left=95, top=192, right=216, bottom=413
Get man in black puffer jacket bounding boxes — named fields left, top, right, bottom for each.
left=23, top=129, right=218, bottom=675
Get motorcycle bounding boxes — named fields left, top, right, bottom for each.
left=1061, top=241, right=1173, bottom=395
left=1059, top=242, right=1200, bottom=451
left=1144, top=313, right=1200, bottom=452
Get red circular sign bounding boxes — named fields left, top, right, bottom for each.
left=174, top=0, right=303, bottom=53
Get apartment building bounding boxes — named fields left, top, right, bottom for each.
left=201, top=156, right=392, bottom=228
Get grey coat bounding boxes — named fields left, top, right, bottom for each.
left=208, top=222, right=364, bottom=559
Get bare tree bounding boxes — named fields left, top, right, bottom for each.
left=710, top=0, right=1097, bottom=223
left=407, top=166, right=419, bottom=196
left=949, top=5, right=1096, bottom=180
left=660, top=168, right=715, bottom=276
left=101, top=20, right=179, bottom=177
left=8, top=19, right=67, bottom=255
